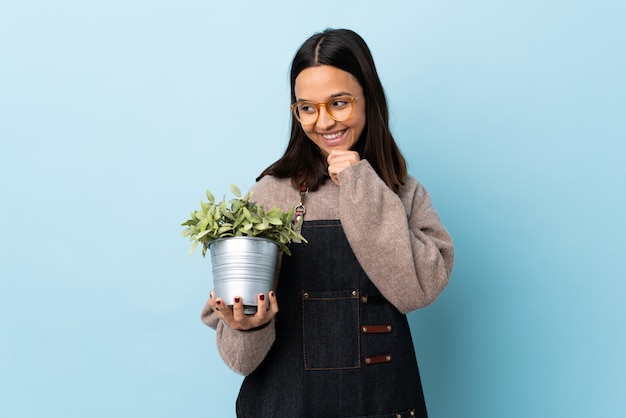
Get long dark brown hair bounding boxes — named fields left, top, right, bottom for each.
left=257, top=28, right=407, bottom=193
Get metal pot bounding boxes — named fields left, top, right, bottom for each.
left=209, top=236, right=279, bottom=314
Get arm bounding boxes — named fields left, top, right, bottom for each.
left=200, top=298, right=276, bottom=376
left=338, top=160, right=454, bottom=313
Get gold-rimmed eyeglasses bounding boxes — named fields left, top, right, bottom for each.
left=290, top=95, right=361, bottom=125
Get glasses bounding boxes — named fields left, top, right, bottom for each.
left=291, top=95, right=361, bottom=125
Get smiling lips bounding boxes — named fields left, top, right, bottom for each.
left=321, top=129, right=347, bottom=144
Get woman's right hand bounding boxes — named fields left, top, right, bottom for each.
left=208, top=290, right=279, bottom=331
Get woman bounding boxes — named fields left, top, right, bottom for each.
left=201, top=28, right=454, bottom=417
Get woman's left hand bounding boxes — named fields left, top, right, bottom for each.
left=209, top=290, right=279, bottom=331
left=327, top=150, right=360, bottom=185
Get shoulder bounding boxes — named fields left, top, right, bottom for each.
left=248, top=176, right=299, bottom=212
left=249, top=175, right=294, bottom=197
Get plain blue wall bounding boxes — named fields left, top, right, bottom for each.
left=1, top=1, right=624, bottom=417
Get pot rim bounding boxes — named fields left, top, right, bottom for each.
left=208, top=236, right=280, bottom=249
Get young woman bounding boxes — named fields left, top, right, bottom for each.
left=201, top=28, right=454, bottom=418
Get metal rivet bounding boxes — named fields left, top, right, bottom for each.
left=387, top=325, right=392, bottom=332
left=386, top=355, right=391, bottom=361
left=362, top=326, right=368, bottom=333
left=361, top=296, right=368, bottom=303
left=352, top=290, right=357, bottom=296
left=303, top=292, right=309, bottom=298
left=410, top=411, right=416, bottom=416
left=365, top=357, right=371, bottom=364
left=396, top=414, right=402, bottom=418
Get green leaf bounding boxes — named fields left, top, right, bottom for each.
left=254, top=223, right=270, bottom=231
left=180, top=227, right=194, bottom=238
left=189, top=240, right=199, bottom=255
left=230, top=184, right=241, bottom=197
left=267, top=216, right=282, bottom=225
left=233, top=213, right=245, bottom=228
left=217, top=225, right=233, bottom=235
left=195, top=229, right=212, bottom=239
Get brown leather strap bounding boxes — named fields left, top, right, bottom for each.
left=361, top=324, right=393, bottom=334
left=364, top=354, right=392, bottom=365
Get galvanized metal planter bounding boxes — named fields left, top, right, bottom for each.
left=209, top=236, right=279, bottom=314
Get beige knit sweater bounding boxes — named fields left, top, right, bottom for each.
left=201, top=159, right=454, bottom=375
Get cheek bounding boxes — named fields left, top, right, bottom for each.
left=352, top=107, right=366, bottom=129
left=352, top=116, right=366, bottom=139
left=301, top=125, right=317, bottom=140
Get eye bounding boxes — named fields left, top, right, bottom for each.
left=297, top=102, right=317, bottom=114
left=330, top=98, right=350, bottom=109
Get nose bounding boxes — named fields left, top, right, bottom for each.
left=316, top=105, right=336, bottom=130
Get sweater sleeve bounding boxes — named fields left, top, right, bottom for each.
left=200, top=299, right=276, bottom=376
left=338, top=160, right=454, bottom=313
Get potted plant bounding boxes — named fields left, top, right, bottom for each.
left=181, top=184, right=307, bottom=313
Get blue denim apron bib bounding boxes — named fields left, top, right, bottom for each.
left=236, top=220, right=427, bottom=418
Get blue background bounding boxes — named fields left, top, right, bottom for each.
left=1, top=1, right=624, bottom=417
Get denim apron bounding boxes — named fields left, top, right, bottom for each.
left=236, top=220, right=427, bottom=418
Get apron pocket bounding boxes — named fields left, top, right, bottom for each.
left=302, top=289, right=360, bottom=370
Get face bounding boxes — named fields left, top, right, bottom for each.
left=293, top=65, right=366, bottom=156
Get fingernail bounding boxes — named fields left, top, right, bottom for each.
left=270, top=291, right=275, bottom=297
left=259, top=294, right=265, bottom=301
left=216, top=300, right=221, bottom=305
left=234, top=297, right=241, bottom=303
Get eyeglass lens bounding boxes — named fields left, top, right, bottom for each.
left=293, top=97, right=356, bottom=124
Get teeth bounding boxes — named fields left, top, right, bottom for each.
left=322, top=130, right=345, bottom=140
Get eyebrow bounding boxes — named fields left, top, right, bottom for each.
left=296, top=91, right=354, bottom=102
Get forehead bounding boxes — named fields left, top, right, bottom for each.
left=294, top=65, right=361, bottom=100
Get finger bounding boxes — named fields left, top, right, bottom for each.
left=328, top=158, right=358, bottom=171
left=327, top=149, right=353, bottom=158
left=258, top=293, right=268, bottom=312
left=208, top=291, right=221, bottom=313
left=208, top=290, right=215, bottom=309
left=231, top=296, right=245, bottom=323
left=252, top=293, right=269, bottom=322
left=268, top=290, right=279, bottom=315
left=327, top=150, right=360, bottom=165
left=212, top=297, right=231, bottom=322
left=249, top=293, right=277, bottom=328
